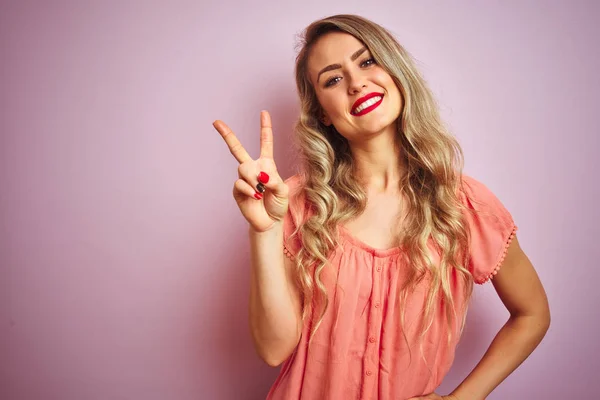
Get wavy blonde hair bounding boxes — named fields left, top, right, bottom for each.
left=290, top=14, right=473, bottom=347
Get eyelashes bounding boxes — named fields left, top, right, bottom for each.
left=324, top=58, right=377, bottom=88
left=361, top=58, right=376, bottom=68
left=325, top=76, right=342, bottom=87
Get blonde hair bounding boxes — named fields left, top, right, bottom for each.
left=291, top=14, right=473, bottom=348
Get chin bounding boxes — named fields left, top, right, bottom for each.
left=353, top=122, right=397, bottom=139
left=335, top=111, right=400, bottom=139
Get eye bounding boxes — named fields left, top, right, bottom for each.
left=325, top=76, right=342, bottom=87
left=361, top=58, right=376, bottom=67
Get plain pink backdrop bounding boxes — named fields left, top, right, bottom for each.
left=1, top=1, right=598, bottom=399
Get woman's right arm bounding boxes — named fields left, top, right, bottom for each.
left=213, top=111, right=302, bottom=367
left=249, top=223, right=303, bottom=366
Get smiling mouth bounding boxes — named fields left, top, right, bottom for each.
left=351, top=93, right=384, bottom=116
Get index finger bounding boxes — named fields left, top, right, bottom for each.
left=213, top=120, right=252, bottom=164
left=260, top=110, right=274, bottom=159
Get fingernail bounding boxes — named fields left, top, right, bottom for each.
left=258, top=172, right=270, bottom=184
left=254, top=193, right=263, bottom=200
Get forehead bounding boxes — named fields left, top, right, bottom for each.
left=307, top=32, right=367, bottom=76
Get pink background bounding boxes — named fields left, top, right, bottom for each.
left=1, top=1, right=598, bottom=399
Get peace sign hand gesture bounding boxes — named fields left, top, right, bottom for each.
left=213, top=111, right=290, bottom=233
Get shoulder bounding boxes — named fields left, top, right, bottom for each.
left=284, top=174, right=304, bottom=192
left=459, top=174, right=507, bottom=213
left=284, top=174, right=307, bottom=206
left=460, top=174, right=492, bottom=200
left=459, top=174, right=516, bottom=238
left=282, top=174, right=308, bottom=256
left=283, top=173, right=309, bottom=226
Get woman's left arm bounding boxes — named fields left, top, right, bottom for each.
left=409, top=235, right=550, bottom=400
left=446, top=235, right=551, bottom=400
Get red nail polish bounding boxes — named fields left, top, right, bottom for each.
left=258, top=172, right=270, bottom=184
left=254, top=193, right=263, bottom=200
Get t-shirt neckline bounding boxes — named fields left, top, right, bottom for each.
left=337, top=225, right=403, bottom=258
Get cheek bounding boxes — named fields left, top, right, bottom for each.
left=390, top=89, right=403, bottom=108
left=374, top=70, right=399, bottom=95
left=381, top=78, right=402, bottom=107
left=319, top=92, right=347, bottom=117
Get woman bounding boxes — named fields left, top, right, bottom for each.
left=213, top=14, right=550, bottom=400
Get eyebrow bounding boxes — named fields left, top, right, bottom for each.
left=316, top=47, right=368, bottom=84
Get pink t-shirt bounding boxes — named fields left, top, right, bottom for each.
left=267, top=174, right=517, bottom=400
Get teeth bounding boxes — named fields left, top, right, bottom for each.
left=353, top=96, right=382, bottom=114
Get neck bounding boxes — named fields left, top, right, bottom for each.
left=348, top=127, right=405, bottom=194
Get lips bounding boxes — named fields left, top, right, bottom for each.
left=351, top=92, right=384, bottom=116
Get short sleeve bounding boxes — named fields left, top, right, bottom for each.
left=282, top=174, right=306, bottom=260
left=460, top=175, right=518, bottom=284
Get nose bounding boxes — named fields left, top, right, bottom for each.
left=347, top=71, right=367, bottom=95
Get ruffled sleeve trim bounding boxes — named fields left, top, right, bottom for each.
left=476, top=224, right=518, bottom=285
left=283, top=243, right=295, bottom=261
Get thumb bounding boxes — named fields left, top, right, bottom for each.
left=259, top=169, right=288, bottom=200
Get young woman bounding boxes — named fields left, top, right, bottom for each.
left=213, top=14, right=550, bottom=400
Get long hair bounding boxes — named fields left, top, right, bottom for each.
left=291, top=14, right=473, bottom=347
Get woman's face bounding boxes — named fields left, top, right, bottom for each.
left=307, top=32, right=403, bottom=141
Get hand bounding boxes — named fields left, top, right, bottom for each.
left=213, top=111, right=289, bottom=232
left=407, top=394, right=459, bottom=400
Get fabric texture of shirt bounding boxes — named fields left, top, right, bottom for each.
left=266, top=174, right=517, bottom=400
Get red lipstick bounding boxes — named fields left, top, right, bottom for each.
left=351, top=92, right=384, bottom=116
